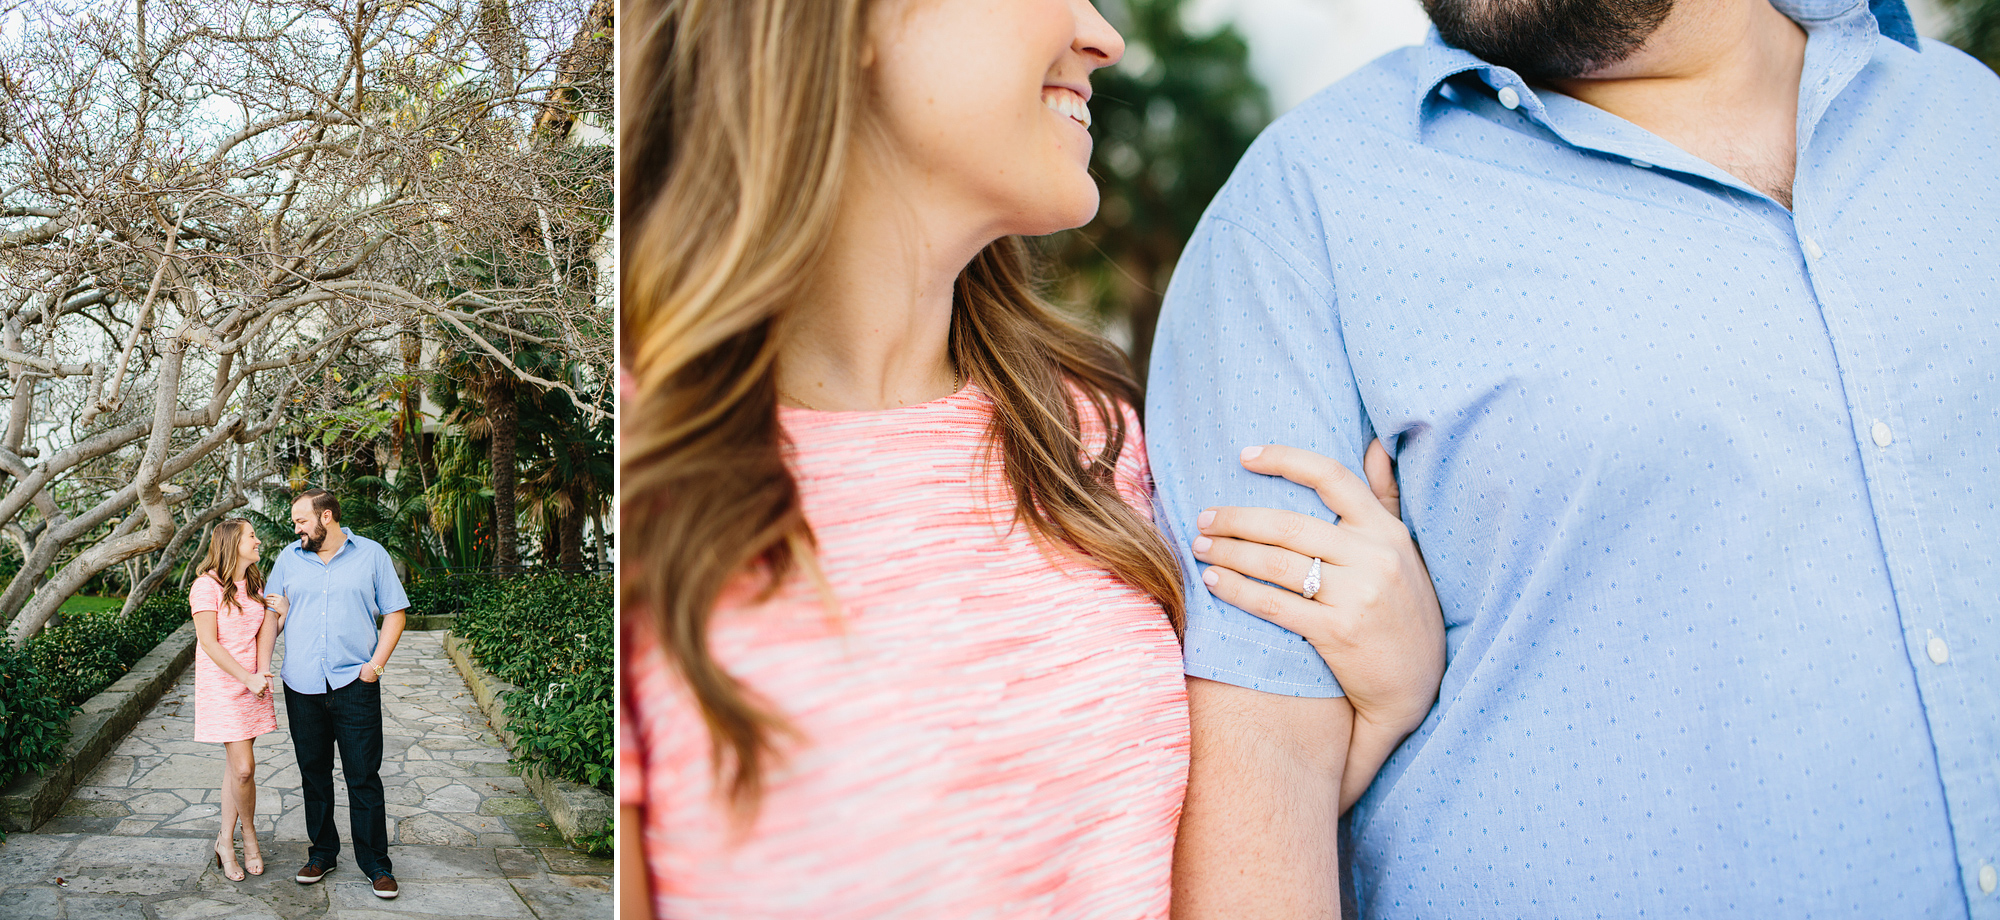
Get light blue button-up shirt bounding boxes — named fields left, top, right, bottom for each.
left=268, top=527, right=410, bottom=694
left=1148, top=2, right=2000, bottom=916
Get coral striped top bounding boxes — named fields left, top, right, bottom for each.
left=621, top=383, right=1190, bottom=920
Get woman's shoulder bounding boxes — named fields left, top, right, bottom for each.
left=188, top=571, right=222, bottom=607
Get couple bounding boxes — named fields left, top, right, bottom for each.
left=188, top=489, right=409, bottom=900
left=620, top=0, right=1999, bottom=917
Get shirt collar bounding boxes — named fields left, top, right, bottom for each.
left=1415, top=0, right=1917, bottom=120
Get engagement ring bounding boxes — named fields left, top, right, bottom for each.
left=1301, top=557, right=1322, bottom=601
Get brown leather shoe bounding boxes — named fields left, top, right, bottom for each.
left=295, top=861, right=333, bottom=884
left=372, top=874, right=400, bottom=899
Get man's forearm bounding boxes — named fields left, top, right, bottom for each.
left=371, top=609, right=406, bottom=668
left=1173, top=677, right=1353, bottom=920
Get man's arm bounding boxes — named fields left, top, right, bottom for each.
left=1174, top=677, right=1353, bottom=920
left=365, top=547, right=411, bottom=681
left=365, top=609, right=405, bottom=681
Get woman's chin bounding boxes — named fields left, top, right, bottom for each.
left=1012, top=187, right=1101, bottom=238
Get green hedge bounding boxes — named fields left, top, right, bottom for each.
left=29, top=596, right=185, bottom=706
left=454, top=574, right=612, bottom=792
left=405, top=571, right=509, bottom=620
left=0, top=643, right=72, bottom=794
left=0, top=594, right=185, bottom=791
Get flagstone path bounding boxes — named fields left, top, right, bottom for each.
left=0, top=630, right=611, bottom=919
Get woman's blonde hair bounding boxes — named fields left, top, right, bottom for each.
left=621, top=0, right=1184, bottom=816
left=196, top=519, right=266, bottom=614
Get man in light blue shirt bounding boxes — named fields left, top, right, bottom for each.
left=266, top=488, right=409, bottom=899
left=1149, top=0, right=2000, bottom=916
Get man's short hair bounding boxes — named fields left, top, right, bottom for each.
left=296, top=487, right=340, bottom=523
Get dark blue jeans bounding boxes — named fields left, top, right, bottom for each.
left=283, top=677, right=391, bottom=878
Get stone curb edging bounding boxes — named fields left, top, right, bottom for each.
left=443, top=630, right=610, bottom=851
left=403, top=613, right=455, bottom=632
left=0, top=620, right=198, bottom=832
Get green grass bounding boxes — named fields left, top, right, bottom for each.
left=57, top=595, right=126, bottom=614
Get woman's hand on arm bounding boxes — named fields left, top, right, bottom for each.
left=1190, top=439, right=1446, bottom=809
left=254, top=600, right=279, bottom=691
left=264, top=594, right=287, bottom=633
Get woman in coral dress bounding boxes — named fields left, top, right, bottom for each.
left=188, top=518, right=279, bottom=881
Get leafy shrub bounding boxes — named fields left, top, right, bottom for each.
left=455, top=574, right=612, bottom=792
left=404, top=571, right=509, bottom=619
left=0, top=642, right=75, bottom=794
left=28, top=595, right=186, bottom=706
left=0, top=592, right=184, bottom=812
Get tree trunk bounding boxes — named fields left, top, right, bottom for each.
left=486, top=367, right=520, bottom=571
left=558, top=498, right=585, bottom=570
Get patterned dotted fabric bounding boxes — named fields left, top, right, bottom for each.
left=621, top=384, right=1189, bottom=919
left=187, top=573, right=276, bottom=744
left=1147, top=3, right=2000, bottom=917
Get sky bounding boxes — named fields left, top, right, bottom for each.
left=1191, top=0, right=1961, bottom=116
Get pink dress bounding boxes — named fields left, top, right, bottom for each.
left=189, top=573, right=277, bottom=743
left=620, top=384, right=1190, bottom=920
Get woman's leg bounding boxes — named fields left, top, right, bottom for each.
left=215, top=740, right=249, bottom=880
left=233, top=738, right=263, bottom=874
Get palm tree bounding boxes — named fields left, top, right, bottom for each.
left=517, top=374, right=611, bottom=570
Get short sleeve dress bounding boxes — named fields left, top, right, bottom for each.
left=189, top=573, right=278, bottom=743
left=620, top=383, right=1190, bottom=920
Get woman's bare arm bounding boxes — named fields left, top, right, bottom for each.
left=618, top=805, right=652, bottom=918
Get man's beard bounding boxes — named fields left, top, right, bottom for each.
left=1423, top=0, right=1676, bottom=80
left=301, top=522, right=328, bottom=552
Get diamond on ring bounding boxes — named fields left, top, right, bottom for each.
left=1301, top=557, right=1322, bottom=601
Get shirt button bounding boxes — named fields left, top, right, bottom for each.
left=1980, top=863, right=1997, bottom=894
left=1497, top=86, right=1520, bottom=110
left=1631, top=159, right=1653, bottom=169
left=1871, top=421, right=1893, bottom=447
left=1927, top=636, right=1950, bottom=665
left=1802, top=236, right=1824, bottom=260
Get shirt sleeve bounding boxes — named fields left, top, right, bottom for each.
left=1146, top=204, right=1378, bottom=699
left=375, top=545, right=410, bottom=615
left=189, top=573, right=220, bottom=614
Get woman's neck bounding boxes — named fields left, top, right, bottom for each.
left=775, top=155, right=991, bottom=411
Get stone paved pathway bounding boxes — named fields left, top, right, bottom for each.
left=0, top=631, right=611, bottom=919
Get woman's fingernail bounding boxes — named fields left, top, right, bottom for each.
left=1192, top=536, right=1212, bottom=554
left=1196, top=509, right=1215, bottom=529
left=1241, top=445, right=1264, bottom=461
left=1202, top=567, right=1219, bottom=587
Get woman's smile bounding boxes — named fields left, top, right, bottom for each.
left=1042, top=84, right=1092, bottom=128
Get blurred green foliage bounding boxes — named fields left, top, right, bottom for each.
left=1051, top=0, right=1270, bottom=383
left=1941, top=0, right=2000, bottom=70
